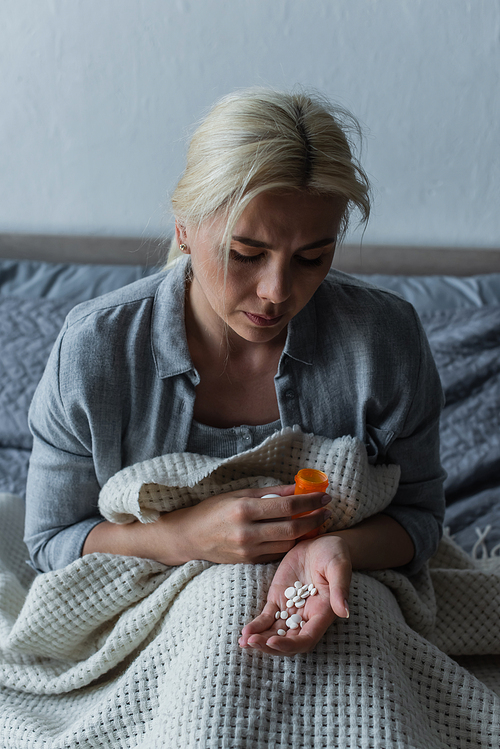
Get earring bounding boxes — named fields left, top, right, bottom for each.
left=179, top=243, right=188, bottom=253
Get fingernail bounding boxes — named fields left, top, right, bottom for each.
left=344, top=599, right=350, bottom=619
left=321, top=495, right=331, bottom=505
left=323, top=509, right=332, bottom=520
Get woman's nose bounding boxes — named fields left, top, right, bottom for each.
left=257, top=263, right=292, bottom=303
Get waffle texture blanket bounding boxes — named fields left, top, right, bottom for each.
left=1, top=427, right=500, bottom=749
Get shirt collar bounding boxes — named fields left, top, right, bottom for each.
left=151, top=256, right=199, bottom=380
left=151, top=255, right=318, bottom=377
left=282, top=292, right=317, bottom=365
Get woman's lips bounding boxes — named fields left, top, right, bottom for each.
left=244, top=312, right=284, bottom=327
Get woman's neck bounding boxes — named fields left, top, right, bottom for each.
left=184, top=279, right=286, bottom=373
left=184, top=283, right=284, bottom=428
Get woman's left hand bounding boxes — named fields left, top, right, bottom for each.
left=239, top=534, right=352, bottom=656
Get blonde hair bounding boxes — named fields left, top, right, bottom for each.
left=168, top=87, right=370, bottom=266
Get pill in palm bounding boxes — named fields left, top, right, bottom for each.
left=261, top=494, right=281, bottom=499
left=273, top=580, right=315, bottom=636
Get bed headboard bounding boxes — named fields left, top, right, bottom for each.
left=1, top=232, right=500, bottom=275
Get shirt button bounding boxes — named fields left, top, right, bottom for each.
left=285, top=389, right=295, bottom=399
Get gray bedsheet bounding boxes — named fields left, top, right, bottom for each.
left=1, top=260, right=499, bottom=558
left=421, top=306, right=500, bottom=555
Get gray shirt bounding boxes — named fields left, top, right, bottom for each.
left=25, top=257, right=446, bottom=575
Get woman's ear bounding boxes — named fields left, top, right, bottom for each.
left=175, top=221, right=190, bottom=252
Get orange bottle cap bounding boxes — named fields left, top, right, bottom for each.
left=294, top=469, right=329, bottom=494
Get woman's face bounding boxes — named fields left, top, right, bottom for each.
left=177, top=191, right=345, bottom=348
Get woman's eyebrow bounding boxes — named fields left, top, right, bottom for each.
left=232, top=235, right=336, bottom=251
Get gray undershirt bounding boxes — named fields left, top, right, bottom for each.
left=187, top=419, right=282, bottom=459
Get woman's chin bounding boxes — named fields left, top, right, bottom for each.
left=228, top=316, right=288, bottom=345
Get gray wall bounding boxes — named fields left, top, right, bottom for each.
left=1, top=0, right=499, bottom=247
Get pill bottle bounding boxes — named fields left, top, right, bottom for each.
left=294, top=469, right=329, bottom=495
left=293, top=469, right=329, bottom=539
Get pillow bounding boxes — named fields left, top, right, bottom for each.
left=355, top=273, right=500, bottom=315
left=0, top=259, right=159, bottom=302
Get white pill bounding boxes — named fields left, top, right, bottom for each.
left=299, top=585, right=309, bottom=594
left=286, top=619, right=299, bottom=630
left=275, top=611, right=281, bottom=620
left=280, top=610, right=288, bottom=619
left=285, top=586, right=297, bottom=599
left=300, top=591, right=310, bottom=599
left=261, top=494, right=281, bottom=499
left=308, top=583, right=314, bottom=591
left=294, top=581, right=302, bottom=589
left=295, top=599, right=306, bottom=608
left=310, top=587, right=317, bottom=596
left=290, top=614, right=302, bottom=623
left=300, top=621, right=305, bottom=628
left=293, top=595, right=302, bottom=603
left=277, top=629, right=286, bottom=636
left=286, top=600, right=295, bottom=608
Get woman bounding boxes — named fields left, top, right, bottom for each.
left=24, top=89, right=445, bottom=661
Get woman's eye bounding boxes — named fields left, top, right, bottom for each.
left=229, top=250, right=325, bottom=267
left=296, top=255, right=324, bottom=267
left=230, top=251, right=263, bottom=264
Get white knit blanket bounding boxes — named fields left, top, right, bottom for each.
left=1, top=427, right=500, bottom=749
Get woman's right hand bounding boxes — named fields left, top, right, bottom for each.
left=156, top=486, right=332, bottom=565
left=83, top=486, right=331, bottom=566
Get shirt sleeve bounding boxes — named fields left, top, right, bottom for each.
left=24, top=325, right=105, bottom=573
left=381, top=307, right=446, bottom=575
